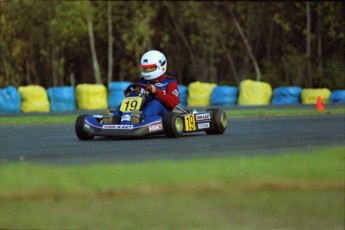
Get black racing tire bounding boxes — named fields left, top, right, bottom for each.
left=75, top=115, right=95, bottom=140
left=163, top=112, right=184, bottom=138
left=205, top=108, right=227, bottom=135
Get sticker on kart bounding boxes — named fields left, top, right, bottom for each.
left=195, top=113, right=211, bottom=121
left=184, top=114, right=197, bottom=131
left=120, top=96, right=143, bottom=112
left=148, top=123, right=163, bottom=132
left=103, top=125, right=134, bottom=129
left=198, top=122, right=210, bottom=129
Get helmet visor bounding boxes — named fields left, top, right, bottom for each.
left=141, top=64, right=157, bottom=73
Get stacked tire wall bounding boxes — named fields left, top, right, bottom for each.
left=211, top=86, right=238, bottom=105
left=47, top=86, right=76, bottom=112
left=187, top=81, right=217, bottom=106
left=1, top=80, right=344, bottom=114
left=271, top=87, right=302, bottom=105
left=0, top=86, right=21, bottom=114
left=237, top=79, right=272, bottom=106
left=18, top=85, right=50, bottom=113
left=75, top=84, right=108, bottom=110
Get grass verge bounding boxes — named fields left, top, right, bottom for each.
left=228, top=106, right=344, bottom=118
left=0, top=146, right=344, bottom=229
left=0, top=146, right=343, bottom=195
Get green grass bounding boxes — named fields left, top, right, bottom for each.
left=1, top=191, right=343, bottom=229
left=1, top=147, right=343, bottom=193
left=0, top=106, right=344, bottom=125
left=228, top=107, right=344, bottom=118
left=0, top=114, right=78, bottom=125
left=0, top=146, right=344, bottom=229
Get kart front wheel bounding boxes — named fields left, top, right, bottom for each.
left=163, top=112, right=184, bottom=138
left=75, top=115, right=95, bottom=140
left=205, top=108, right=227, bottom=135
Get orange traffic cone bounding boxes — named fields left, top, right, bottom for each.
left=316, top=96, right=325, bottom=111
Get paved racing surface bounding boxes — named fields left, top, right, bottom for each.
left=1, top=112, right=344, bottom=165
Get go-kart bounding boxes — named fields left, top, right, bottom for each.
left=75, top=83, right=228, bottom=140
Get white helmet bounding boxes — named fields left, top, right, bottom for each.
left=140, top=50, right=167, bottom=80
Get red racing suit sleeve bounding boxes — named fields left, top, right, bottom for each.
left=155, top=81, right=180, bottom=110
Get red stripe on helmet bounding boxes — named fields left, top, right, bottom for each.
left=141, top=64, right=157, bottom=68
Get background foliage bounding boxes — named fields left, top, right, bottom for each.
left=0, top=0, right=344, bottom=90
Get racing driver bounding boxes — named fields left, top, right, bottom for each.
left=103, top=50, right=180, bottom=124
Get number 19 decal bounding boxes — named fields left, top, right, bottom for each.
left=184, top=114, right=196, bottom=131
left=120, top=97, right=143, bottom=112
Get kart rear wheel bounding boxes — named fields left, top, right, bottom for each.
left=75, top=115, right=95, bottom=140
left=163, top=112, right=184, bottom=138
left=205, top=108, right=227, bottom=135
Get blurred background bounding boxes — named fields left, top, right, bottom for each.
left=0, top=0, right=344, bottom=90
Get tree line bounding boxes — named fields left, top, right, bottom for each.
left=0, top=0, right=344, bottom=90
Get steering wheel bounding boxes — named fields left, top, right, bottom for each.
left=125, top=83, right=147, bottom=92
left=125, top=83, right=149, bottom=96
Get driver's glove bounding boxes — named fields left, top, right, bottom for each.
left=145, top=84, right=156, bottom=94
left=123, top=89, right=129, bottom=96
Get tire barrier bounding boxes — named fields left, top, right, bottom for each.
left=187, top=81, right=217, bottom=106
left=47, top=86, right=76, bottom=112
left=211, top=86, right=239, bottom=105
left=238, top=79, right=272, bottom=105
left=330, top=90, right=345, bottom=103
left=178, top=84, right=188, bottom=105
left=0, top=86, right=21, bottom=114
left=271, top=86, right=302, bottom=105
left=301, top=88, right=331, bottom=104
left=18, top=85, right=50, bottom=113
left=76, top=84, right=108, bottom=110
left=108, top=81, right=132, bottom=109
left=1, top=81, right=344, bottom=114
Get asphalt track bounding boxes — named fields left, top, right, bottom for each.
left=0, top=110, right=344, bottom=165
